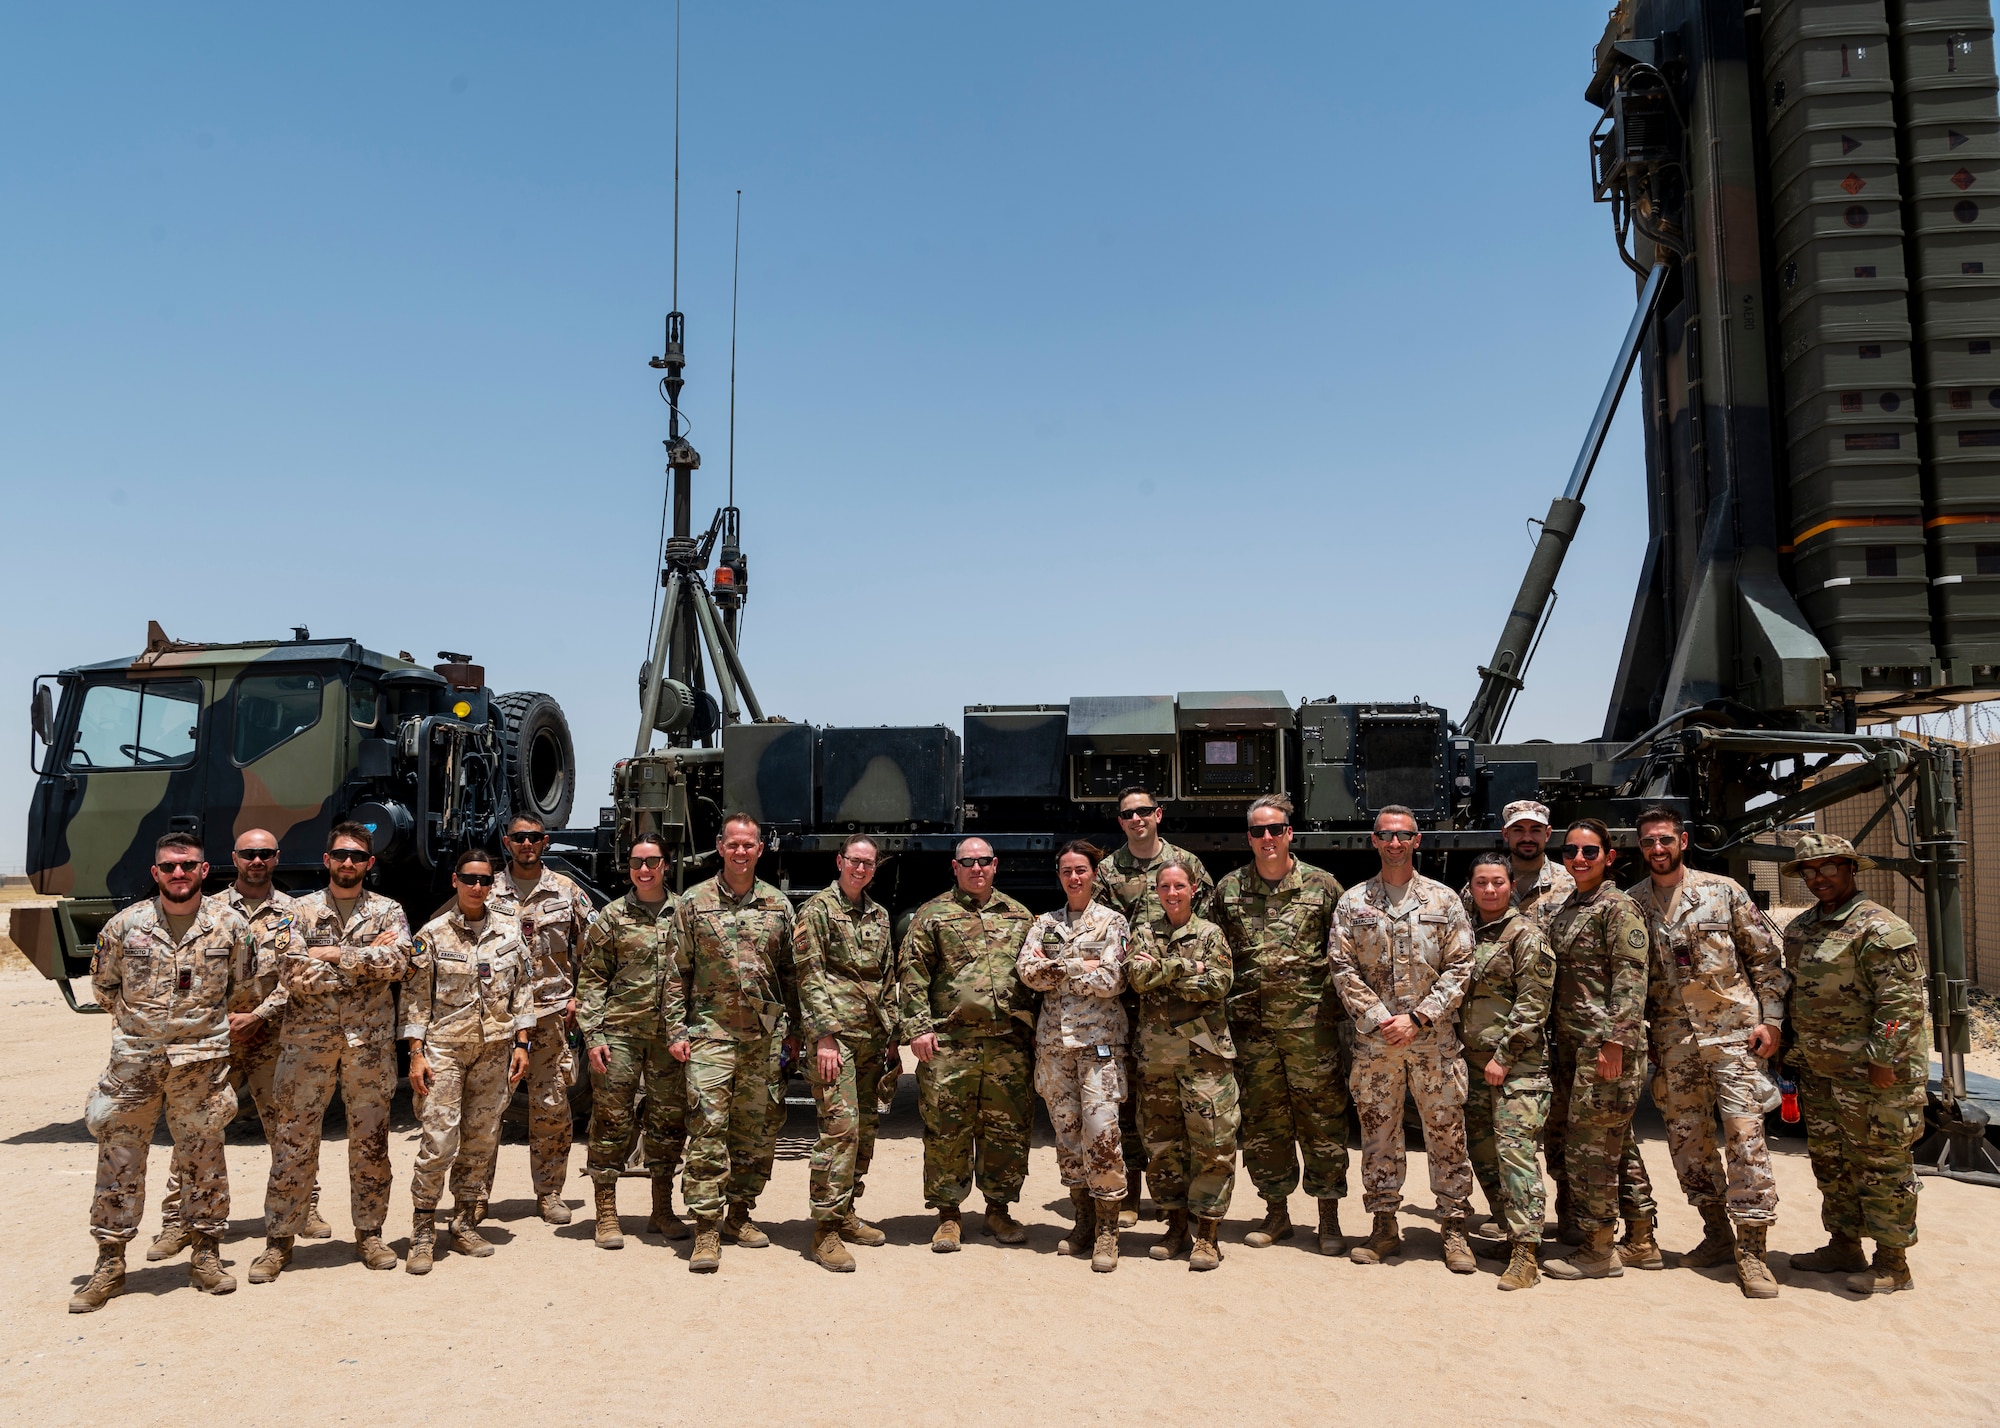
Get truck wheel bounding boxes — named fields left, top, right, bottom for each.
left=495, top=691, right=576, bottom=830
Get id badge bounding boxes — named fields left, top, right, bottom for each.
left=1095, top=1044, right=1112, bottom=1059
left=478, top=961, right=493, bottom=983
left=176, top=967, right=193, bottom=993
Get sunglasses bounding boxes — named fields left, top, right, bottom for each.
left=630, top=855, right=665, bottom=870
left=506, top=831, right=548, bottom=844
left=327, top=849, right=371, bottom=864
left=1247, top=824, right=1290, bottom=840
left=155, top=859, right=203, bottom=875
left=1558, top=844, right=1606, bottom=862
left=1373, top=829, right=1418, bottom=843
left=1117, top=806, right=1160, bottom=820
left=839, top=856, right=879, bottom=871
left=955, top=856, right=997, bottom=869
left=235, top=848, right=278, bottom=862
left=1637, top=834, right=1679, bottom=849
left=457, top=872, right=496, bottom=887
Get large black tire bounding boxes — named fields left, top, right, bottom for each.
left=495, top=690, right=576, bottom=830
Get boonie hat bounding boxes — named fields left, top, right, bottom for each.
left=1501, top=799, right=1551, bottom=829
left=1780, top=832, right=1877, bottom=879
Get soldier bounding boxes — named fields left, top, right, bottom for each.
left=1462, top=853, right=1555, bottom=1291
left=485, top=812, right=594, bottom=1226
left=70, top=834, right=254, bottom=1312
left=796, top=834, right=898, bottom=1272
left=1018, top=842, right=1130, bottom=1272
left=402, top=848, right=535, bottom=1274
left=900, top=836, right=1037, bottom=1253
left=1635, top=806, right=1787, bottom=1298
left=251, top=822, right=413, bottom=1282
left=1541, top=819, right=1657, bottom=1282
left=1485, top=799, right=1575, bottom=929
left=668, top=813, right=800, bottom=1274
left=1094, top=786, right=1213, bottom=1227
left=576, top=833, right=689, bottom=1249
left=148, top=828, right=331, bottom=1261
left=1781, top=833, right=1928, bottom=1295
left=1329, top=805, right=1477, bottom=1271
left=1128, top=858, right=1239, bottom=1271
left=1211, top=793, right=1350, bottom=1254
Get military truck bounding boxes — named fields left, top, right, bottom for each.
left=13, top=621, right=575, bottom=1010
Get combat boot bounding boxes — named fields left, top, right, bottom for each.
left=1846, top=1244, right=1913, bottom=1295
left=722, top=1202, right=770, bottom=1248
left=356, top=1229, right=397, bottom=1271
left=593, top=1182, right=624, bottom=1250
left=1118, top=1181, right=1142, bottom=1230
left=1243, top=1199, right=1294, bottom=1248
left=649, top=1176, right=689, bottom=1240
left=1734, top=1223, right=1778, bottom=1299
left=451, top=1203, right=493, bottom=1259
left=68, top=1243, right=125, bottom=1314
left=1543, top=1225, right=1623, bottom=1280
left=1441, top=1218, right=1477, bottom=1274
left=466, top=1198, right=488, bottom=1229
left=1150, top=1209, right=1191, bottom=1261
left=1349, top=1212, right=1401, bottom=1265
left=146, top=1220, right=191, bottom=1262
left=931, top=1206, right=962, bottom=1253
left=1681, top=1202, right=1736, bottom=1268
left=1316, top=1198, right=1347, bottom=1256
left=983, top=1201, right=1026, bottom=1245
left=187, top=1233, right=236, bottom=1295
left=811, top=1223, right=856, bottom=1273
left=302, top=1187, right=333, bottom=1240
left=247, top=1235, right=292, bottom=1284
left=1617, top=1215, right=1664, bottom=1270
left=1497, top=1241, right=1540, bottom=1291
left=538, top=1192, right=572, bottom=1227
left=1058, top=1188, right=1094, bottom=1258
left=690, top=1218, right=722, bottom=1274
left=1189, top=1217, right=1224, bottom=1271
left=407, top=1210, right=435, bottom=1276
left=1091, top=1198, right=1122, bottom=1273
left=1791, top=1233, right=1868, bottom=1273
left=838, top=1209, right=886, bottom=1247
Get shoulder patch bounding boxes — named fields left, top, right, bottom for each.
left=1626, top=927, right=1647, bottom=951
left=413, top=934, right=431, bottom=958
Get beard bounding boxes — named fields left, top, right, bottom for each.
left=329, top=864, right=365, bottom=891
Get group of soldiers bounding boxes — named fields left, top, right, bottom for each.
left=67, top=786, right=1930, bottom=1310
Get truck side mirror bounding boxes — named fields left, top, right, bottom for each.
left=31, top=683, right=54, bottom=748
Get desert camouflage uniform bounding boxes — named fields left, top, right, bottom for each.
left=86, top=896, right=253, bottom=1244
left=1784, top=895, right=1928, bottom=1248
left=1461, top=857, right=1574, bottom=933
left=1127, top=915, right=1240, bottom=1217
left=576, top=894, right=685, bottom=1187
left=899, top=887, right=1037, bottom=1208
left=1212, top=857, right=1348, bottom=1203
left=403, top=909, right=536, bottom=1210
left=795, top=883, right=898, bottom=1223
left=1642, top=870, right=1786, bottom=1226
left=1462, top=907, right=1555, bottom=1243
left=263, top=889, right=412, bottom=1237
left=1545, top=884, right=1656, bottom=1233
left=1330, top=875, right=1475, bottom=1218
left=1018, top=902, right=1130, bottom=1198
left=488, top=865, right=592, bottom=1200
left=668, top=876, right=798, bottom=1221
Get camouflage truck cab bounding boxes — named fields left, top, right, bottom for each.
left=18, top=622, right=575, bottom=1009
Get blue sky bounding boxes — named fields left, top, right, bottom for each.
left=0, top=1, right=1649, bottom=868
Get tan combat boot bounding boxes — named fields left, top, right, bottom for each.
left=1497, top=1240, right=1540, bottom=1291
left=1735, top=1223, right=1779, bottom=1299
left=931, top=1205, right=963, bottom=1253
left=1150, top=1209, right=1191, bottom=1261
left=1441, top=1218, right=1477, bottom=1274
left=689, top=1218, right=722, bottom=1274
left=1244, top=1199, right=1294, bottom=1248
left=1092, top=1198, right=1121, bottom=1273
left=356, top=1229, right=397, bottom=1271
left=1790, top=1232, right=1868, bottom=1274
left=1681, top=1202, right=1736, bottom=1268
left=68, top=1243, right=126, bottom=1314
left=983, top=1201, right=1026, bottom=1245
left=1189, top=1217, right=1224, bottom=1271
left=451, top=1203, right=493, bottom=1259
left=188, top=1233, right=236, bottom=1295
left=1118, top=1181, right=1142, bottom=1230
left=1543, top=1224, right=1623, bottom=1279
left=302, top=1187, right=333, bottom=1240
left=538, top=1192, right=573, bottom=1226
left=1847, top=1244, right=1913, bottom=1295
left=838, top=1209, right=887, bottom=1247
left=248, top=1235, right=293, bottom=1284
left=1349, top=1213, right=1401, bottom=1265
left=811, top=1222, right=856, bottom=1273
left=722, top=1202, right=770, bottom=1248
left=1317, top=1198, right=1347, bottom=1256
left=146, top=1220, right=191, bottom=1262
left=1618, top=1215, right=1664, bottom=1270
left=1058, top=1188, right=1094, bottom=1258
left=407, top=1210, right=436, bottom=1275
left=649, top=1176, right=689, bottom=1241
left=593, top=1182, right=624, bottom=1250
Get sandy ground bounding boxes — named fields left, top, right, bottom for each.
left=3, top=969, right=1999, bottom=1428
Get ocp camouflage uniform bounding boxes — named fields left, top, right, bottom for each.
left=489, top=865, right=593, bottom=1201
left=403, top=910, right=536, bottom=1211
left=899, top=887, right=1037, bottom=1208
left=1127, top=915, right=1239, bottom=1218
left=87, top=896, right=254, bottom=1243
left=1462, top=907, right=1555, bottom=1243
left=1642, top=870, right=1786, bottom=1226
left=1330, top=875, right=1475, bottom=1219
left=1213, top=858, right=1349, bottom=1204
left=795, top=883, right=898, bottom=1223
left=576, top=894, right=685, bottom=1187
left=1545, top=884, right=1656, bottom=1232
left=1018, top=902, right=1130, bottom=1198
left=1784, top=895, right=1928, bottom=1249
left=263, top=889, right=412, bottom=1237
left=668, top=875, right=799, bottom=1222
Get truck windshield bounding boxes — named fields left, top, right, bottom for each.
left=66, top=679, right=202, bottom=771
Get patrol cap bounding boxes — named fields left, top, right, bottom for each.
left=1780, top=832, right=1876, bottom=879
left=1501, top=800, right=1551, bottom=829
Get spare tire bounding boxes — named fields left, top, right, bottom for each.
left=495, top=691, right=576, bottom=830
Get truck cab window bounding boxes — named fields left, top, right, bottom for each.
left=234, top=673, right=323, bottom=765
left=349, top=676, right=381, bottom=730
left=65, top=680, right=202, bottom=771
